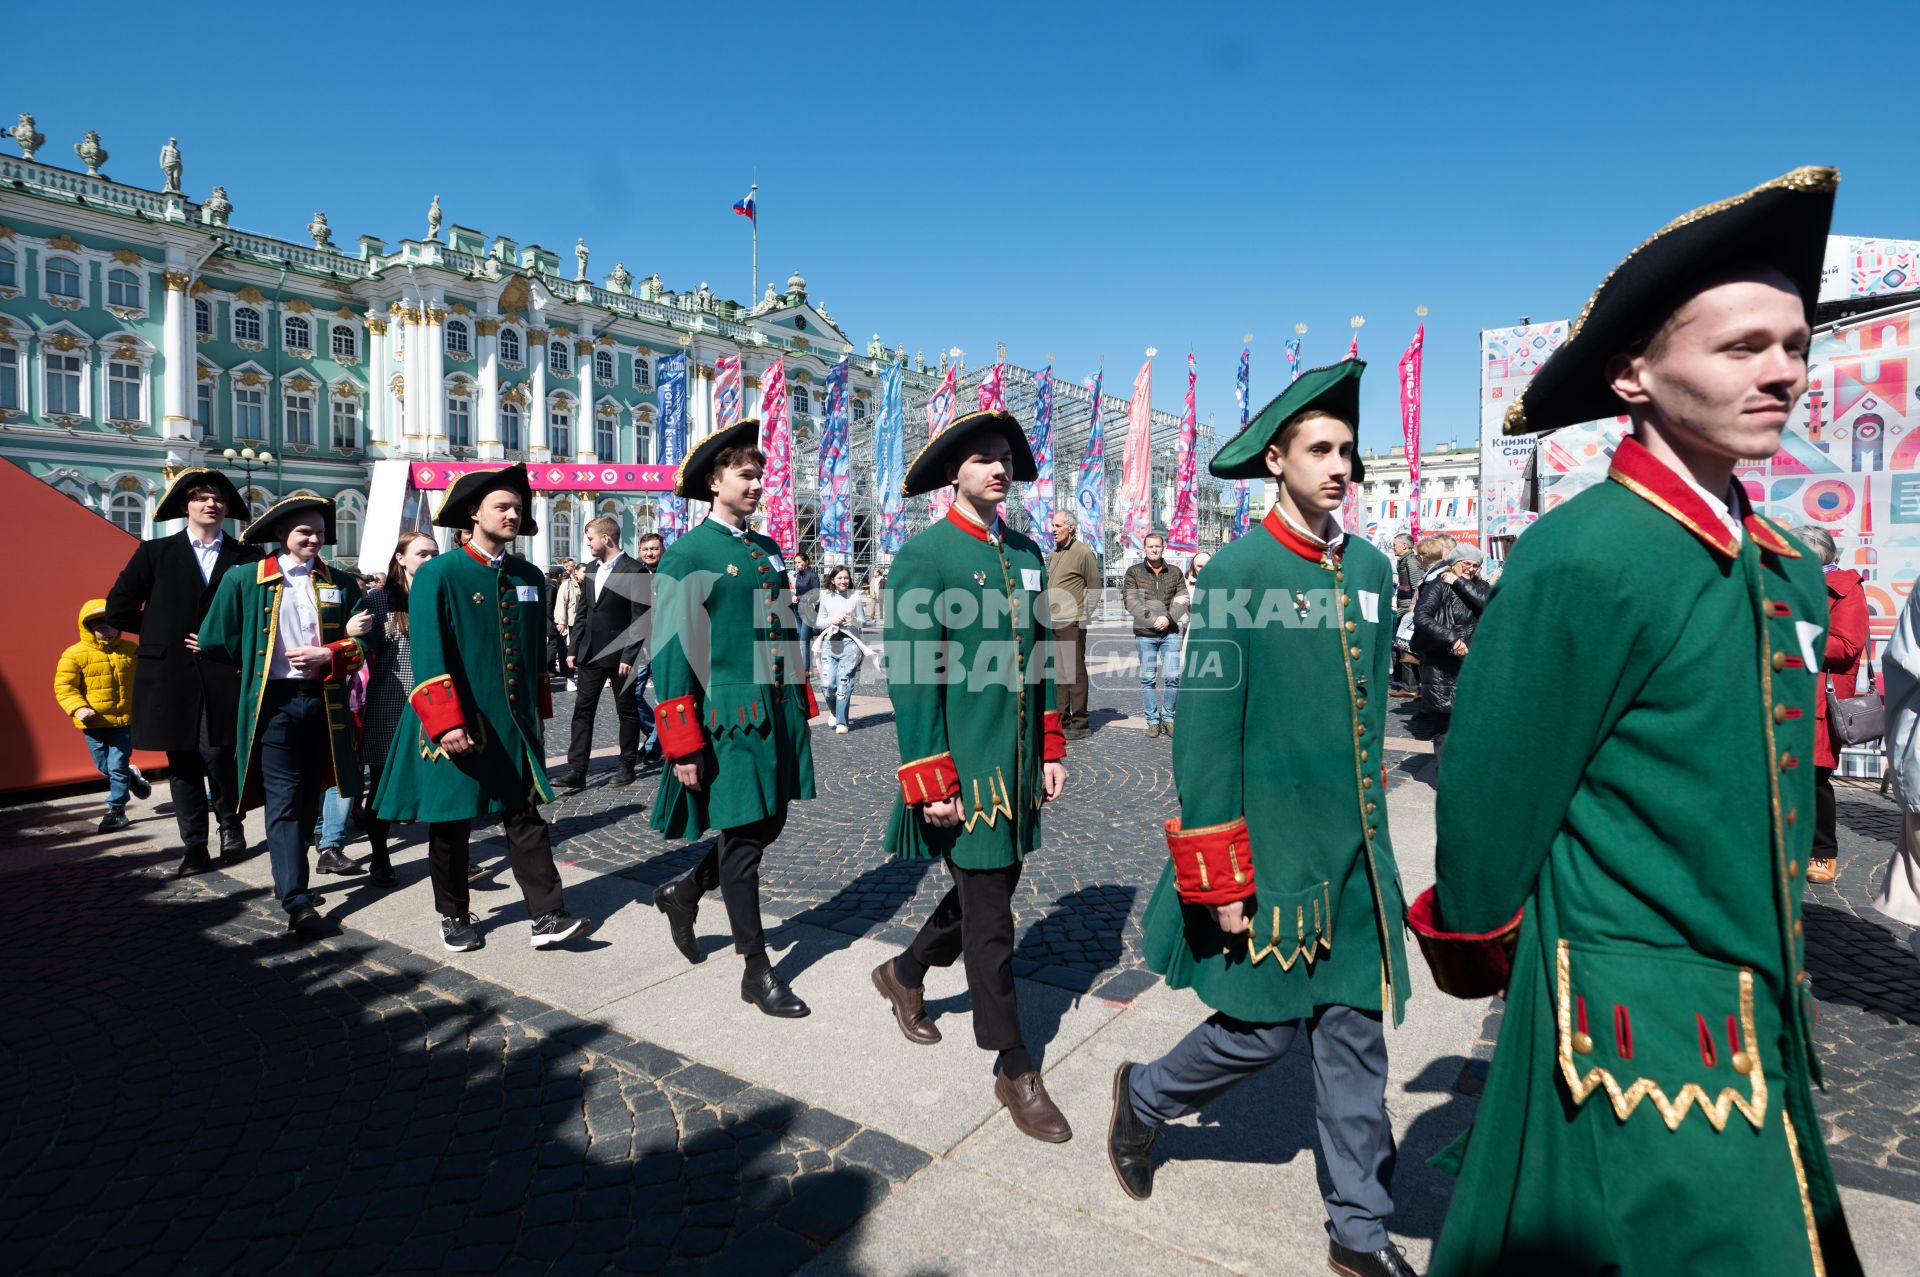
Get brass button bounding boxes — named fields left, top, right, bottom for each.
left=1349, top=645, right=1362, bottom=659
left=1731, top=1051, right=1754, bottom=1075
left=1362, top=775, right=1373, bottom=789
left=1355, top=724, right=1365, bottom=736
left=1340, top=594, right=1350, bottom=606
left=1355, top=699, right=1366, bottom=712
left=1785, top=809, right=1798, bottom=827
left=1365, top=801, right=1376, bottom=814
left=1366, top=826, right=1377, bottom=839
left=1778, top=752, right=1793, bottom=769
left=1787, top=861, right=1799, bottom=879
left=1360, top=749, right=1369, bottom=763
left=1771, top=651, right=1788, bottom=672
left=1773, top=704, right=1790, bottom=724
left=1793, top=920, right=1803, bottom=937
left=1571, top=1031, right=1594, bottom=1056
left=1345, top=621, right=1357, bottom=634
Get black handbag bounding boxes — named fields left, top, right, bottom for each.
left=1826, top=662, right=1884, bottom=747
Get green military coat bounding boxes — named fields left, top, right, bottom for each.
left=1427, top=437, right=1861, bottom=1276
left=883, top=508, right=1064, bottom=870
left=650, top=518, right=815, bottom=840
left=370, top=544, right=555, bottom=823
left=1141, top=507, right=1412, bottom=1026
left=197, top=555, right=365, bottom=812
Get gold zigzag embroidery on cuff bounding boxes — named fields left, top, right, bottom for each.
left=1247, top=884, right=1334, bottom=969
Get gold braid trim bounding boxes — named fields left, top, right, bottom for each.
left=1782, top=1111, right=1828, bottom=1277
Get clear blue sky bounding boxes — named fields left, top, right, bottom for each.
left=9, top=1, right=1910, bottom=453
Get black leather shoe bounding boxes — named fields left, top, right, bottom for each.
left=218, top=828, right=247, bottom=862
left=608, top=770, right=635, bottom=788
left=368, top=866, right=397, bottom=888
left=287, top=905, right=322, bottom=935
left=741, top=966, right=809, bottom=1018
left=315, top=848, right=356, bottom=875
left=655, top=878, right=703, bottom=964
left=1328, top=1239, right=1419, bottom=1277
left=174, top=852, right=214, bottom=878
left=551, top=771, right=587, bottom=793
left=1107, top=1063, right=1158, bottom=1200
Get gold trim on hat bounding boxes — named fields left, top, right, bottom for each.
left=674, top=418, right=760, bottom=498
left=901, top=408, right=1024, bottom=498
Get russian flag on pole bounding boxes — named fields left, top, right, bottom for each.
left=731, top=187, right=757, bottom=222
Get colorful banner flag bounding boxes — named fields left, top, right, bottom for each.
left=1346, top=330, right=1360, bottom=361
left=1119, top=357, right=1154, bottom=557
left=714, top=354, right=743, bottom=432
left=1230, top=346, right=1252, bottom=538
left=925, top=363, right=958, bottom=522
left=760, top=357, right=797, bottom=555
left=1284, top=336, right=1302, bottom=382
left=731, top=186, right=757, bottom=223
left=1076, top=370, right=1107, bottom=563
left=978, top=360, right=1006, bottom=411
left=1399, top=323, right=1425, bottom=539
left=818, top=356, right=853, bottom=555
left=877, top=361, right=906, bottom=553
left=1168, top=354, right=1200, bottom=552
left=1023, top=364, right=1056, bottom=536
left=656, top=352, right=690, bottom=544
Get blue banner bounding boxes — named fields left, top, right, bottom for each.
left=877, top=361, right=906, bottom=552
left=1023, top=364, right=1056, bottom=535
left=1232, top=347, right=1252, bottom=538
left=1076, top=370, right=1106, bottom=563
left=819, top=357, right=853, bottom=555
left=657, top=352, right=690, bottom=544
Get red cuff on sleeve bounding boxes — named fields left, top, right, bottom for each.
left=324, top=639, right=364, bottom=683
left=802, top=683, right=820, bottom=720
left=1165, top=816, right=1254, bottom=906
left=409, top=674, right=467, bottom=741
left=1042, top=710, right=1066, bottom=762
left=655, top=695, right=707, bottom=761
left=897, top=753, right=961, bottom=805
left=1406, top=887, right=1524, bottom=1000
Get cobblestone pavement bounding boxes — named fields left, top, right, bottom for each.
left=0, top=834, right=926, bottom=1275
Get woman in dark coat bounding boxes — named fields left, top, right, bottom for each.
left=1413, top=547, right=1491, bottom=735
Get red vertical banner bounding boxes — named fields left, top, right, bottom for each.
left=1168, top=353, right=1199, bottom=552
left=1399, top=323, right=1425, bottom=540
left=760, top=357, right=796, bottom=554
left=1119, top=355, right=1154, bottom=556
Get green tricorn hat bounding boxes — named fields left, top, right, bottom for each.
left=1209, top=360, right=1366, bottom=482
left=435, top=462, right=539, bottom=536
left=674, top=417, right=762, bottom=499
left=1506, top=165, right=1837, bottom=436
left=902, top=409, right=1037, bottom=498
left=241, top=495, right=335, bottom=546
left=154, top=467, right=248, bottom=522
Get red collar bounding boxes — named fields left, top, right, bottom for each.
left=254, top=555, right=331, bottom=585
left=1261, top=507, right=1342, bottom=565
left=1606, top=435, right=1797, bottom=560
left=464, top=542, right=509, bottom=568
left=945, top=505, right=999, bottom=543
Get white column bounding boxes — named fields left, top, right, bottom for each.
left=366, top=316, right=389, bottom=446
left=477, top=315, right=501, bottom=460
left=576, top=334, right=593, bottom=462
left=401, top=304, right=423, bottom=454
left=160, top=271, right=193, bottom=443
left=532, top=493, right=553, bottom=569
left=425, top=304, right=448, bottom=452
left=690, top=348, right=714, bottom=443
left=529, top=330, right=550, bottom=458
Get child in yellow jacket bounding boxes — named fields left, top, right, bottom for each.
left=54, top=599, right=151, bottom=832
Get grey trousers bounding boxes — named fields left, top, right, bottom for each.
left=1129, top=1004, right=1395, bottom=1252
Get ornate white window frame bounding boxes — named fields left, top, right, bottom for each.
left=280, top=370, right=323, bottom=451
left=194, top=297, right=213, bottom=340
left=38, top=320, right=94, bottom=424
left=232, top=304, right=266, bottom=351
left=230, top=361, right=272, bottom=443
left=104, top=262, right=149, bottom=321
left=593, top=349, right=615, bottom=387
left=0, top=317, right=22, bottom=418
left=102, top=472, right=152, bottom=538
left=446, top=373, right=476, bottom=450
left=633, top=351, right=652, bottom=389
left=633, top=404, right=656, bottom=466
left=282, top=313, right=315, bottom=359
left=0, top=240, right=19, bottom=300
left=327, top=376, right=364, bottom=453
left=498, top=325, right=524, bottom=369
left=546, top=389, right=576, bottom=459
left=445, top=318, right=473, bottom=361
left=592, top=395, right=621, bottom=462
left=101, top=330, right=157, bottom=430
left=547, top=338, right=572, bottom=377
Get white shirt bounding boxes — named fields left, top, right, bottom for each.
left=710, top=517, right=748, bottom=539
left=1276, top=503, right=1345, bottom=552
left=186, top=529, right=224, bottom=584
left=591, top=551, right=625, bottom=600
left=1678, top=469, right=1746, bottom=546
left=268, top=554, right=322, bottom=680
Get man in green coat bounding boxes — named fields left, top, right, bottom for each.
left=649, top=419, right=819, bottom=1019
left=868, top=410, right=1072, bottom=1142
left=1410, top=168, right=1863, bottom=1276
left=198, top=496, right=367, bottom=935
left=1105, top=363, right=1416, bottom=1277
left=370, top=464, right=589, bottom=954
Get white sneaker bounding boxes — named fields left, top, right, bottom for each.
left=566, top=679, right=577, bottom=692
left=835, top=724, right=849, bottom=735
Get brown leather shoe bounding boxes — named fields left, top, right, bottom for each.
left=871, top=958, right=941, bottom=1045
left=1806, top=857, right=1837, bottom=884
left=995, top=1070, right=1072, bottom=1143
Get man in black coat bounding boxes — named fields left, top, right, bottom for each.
left=555, top=516, right=650, bottom=791
left=103, top=468, right=262, bottom=875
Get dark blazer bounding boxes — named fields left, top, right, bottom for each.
left=571, top=555, right=652, bottom=669
left=103, top=529, right=263, bottom=752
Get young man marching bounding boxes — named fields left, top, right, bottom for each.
left=370, top=464, right=590, bottom=953
left=1107, top=363, right=1416, bottom=1277
left=649, top=419, right=819, bottom=1018
left=198, top=497, right=368, bottom=934
left=870, top=410, right=1073, bottom=1142
left=1411, top=169, right=1862, bottom=1276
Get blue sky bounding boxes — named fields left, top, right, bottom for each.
left=10, top=1, right=1910, bottom=452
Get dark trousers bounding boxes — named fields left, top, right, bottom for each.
left=568, top=659, right=640, bottom=774
left=166, top=705, right=242, bottom=857
left=258, top=681, right=328, bottom=914
left=362, top=763, right=393, bottom=871
left=904, top=860, right=1025, bottom=1052
left=1813, top=765, right=1839, bottom=861
left=1130, top=1005, right=1396, bottom=1252
left=677, top=810, right=787, bottom=958
left=629, top=659, right=658, bottom=756
left=426, top=785, right=564, bottom=920
left=1056, top=623, right=1089, bottom=729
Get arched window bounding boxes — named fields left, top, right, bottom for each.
left=107, top=489, right=147, bottom=537
left=852, top=396, right=867, bottom=423
left=594, top=350, right=614, bottom=384
left=283, top=315, right=312, bottom=353
left=549, top=405, right=573, bottom=457
left=335, top=503, right=362, bottom=561
left=501, top=402, right=523, bottom=452
left=499, top=327, right=522, bottom=364
left=633, top=355, right=651, bottom=389
left=331, top=325, right=357, bottom=361
left=107, top=268, right=141, bottom=309
left=0, top=246, right=15, bottom=289
left=446, top=319, right=470, bottom=357
left=547, top=339, right=571, bottom=376
left=594, top=411, right=616, bottom=461
left=234, top=306, right=262, bottom=345
left=194, top=298, right=211, bottom=336
left=792, top=383, right=811, bottom=417
left=46, top=257, right=82, bottom=300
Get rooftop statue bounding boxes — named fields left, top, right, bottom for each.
left=308, top=212, right=335, bottom=251
left=9, top=113, right=43, bottom=160
left=202, top=186, right=232, bottom=228
left=74, top=130, right=108, bottom=177
left=427, top=194, right=443, bottom=241
left=159, top=137, right=182, bottom=193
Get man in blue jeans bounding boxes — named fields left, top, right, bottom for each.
left=628, top=531, right=663, bottom=764
left=1121, top=531, right=1190, bottom=739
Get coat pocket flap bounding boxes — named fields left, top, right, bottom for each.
left=1247, top=880, right=1334, bottom=970
left=704, top=683, right=772, bottom=737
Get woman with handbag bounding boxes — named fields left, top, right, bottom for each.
left=351, top=532, right=439, bottom=887
left=1797, top=526, right=1868, bottom=883
left=813, top=565, right=868, bottom=734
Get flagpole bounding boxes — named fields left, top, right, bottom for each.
left=750, top=183, right=758, bottom=303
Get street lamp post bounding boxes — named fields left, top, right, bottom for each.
left=222, top=444, right=274, bottom=518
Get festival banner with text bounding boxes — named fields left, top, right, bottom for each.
left=760, top=357, right=797, bottom=555
left=1399, top=324, right=1425, bottom=540
left=1024, top=364, right=1056, bottom=535
left=1169, top=354, right=1200, bottom=552
left=657, top=352, right=691, bottom=542
left=818, top=357, right=853, bottom=555
left=877, top=362, right=906, bottom=552
left=1119, top=357, right=1154, bottom=556
left=1232, top=346, right=1251, bottom=538
left=714, top=354, right=743, bottom=430
left=1077, top=370, right=1107, bottom=562
left=978, top=360, right=1006, bottom=411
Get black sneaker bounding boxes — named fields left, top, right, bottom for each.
left=98, top=810, right=131, bottom=833
left=128, top=771, right=152, bottom=800
left=315, top=847, right=356, bottom=875
left=530, top=911, right=589, bottom=948
left=440, top=913, right=482, bottom=952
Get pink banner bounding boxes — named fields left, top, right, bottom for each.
left=1168, top=354, right=1199, bottom=552
left=926, top=363, right=958, bottom=522
left=760, top=357, right=797, bottom=554
left=714, top=354, right=743, bottom=431
left=977, top=360, right=1006, bottom=411
left=410, top=461, right=675, bottom=492
left=1119, top=357, right=1154, bottom=556
left=1399, top=323, right=1425, bottom=540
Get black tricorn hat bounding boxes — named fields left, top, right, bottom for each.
left=434, top=463, right=539, bottom=537
left=154, top=467, right=248, bottom=523
left=1506, top=166, right=1838, bottom=436
left=902, top=409, right=1037, bottom=498
left=674, top=418, right=762, bottom=499
left=241, top=495, right=335, bottom=546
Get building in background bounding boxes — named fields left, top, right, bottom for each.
left=1354, top=440, right=1481, bottom=546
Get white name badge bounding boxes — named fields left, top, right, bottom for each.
left=517, top=585, right=542, bottom=603
left=317, top=587, right=342, bottom=604
left=1358, top=590, right=1380, bottom=623
left=769, top=554, right=786, bottom=573
left=1021, top=568, right=1042, bottom=591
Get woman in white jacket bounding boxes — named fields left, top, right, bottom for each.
left=1874, top=584, right=1920, bottom=959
